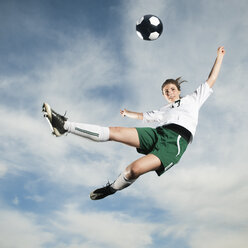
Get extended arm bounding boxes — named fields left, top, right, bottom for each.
left=120, top=109, right=143, bottom=120
left=207, top=46, right=225, bottom=88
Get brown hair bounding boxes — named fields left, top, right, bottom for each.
left=161, top=77, right=187, bottom=95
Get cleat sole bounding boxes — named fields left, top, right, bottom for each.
left=42, top=102, right=65, bottom=137
left=42, top=103, right=60, bottom=136
left=42, top=103, right=52, bottom=121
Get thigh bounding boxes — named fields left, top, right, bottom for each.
left=126, top=154, right=162, bottom=179
left=109, top=127, right=140, bottom=148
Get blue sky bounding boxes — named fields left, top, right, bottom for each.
left=0, top=0, right=248, bottom=247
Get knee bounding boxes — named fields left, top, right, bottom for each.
left=109, top=127, right=122, bottom=140
left=109, top=126, right=122, bottom=133
left=125, top=166, right=140, bottom=180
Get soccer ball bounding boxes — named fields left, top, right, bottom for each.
left=136, top=15, right=163, bottom=41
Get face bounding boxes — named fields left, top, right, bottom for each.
left=162, top=83, right=181, bottom=103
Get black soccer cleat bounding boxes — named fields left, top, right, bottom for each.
left=42, top=103, right=68, bottom=137
left=90, top=183, right=117, bottom=200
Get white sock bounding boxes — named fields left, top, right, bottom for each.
left=64, top=121, right=109, bottom=142
left=111, top=172, right=136, bottom=191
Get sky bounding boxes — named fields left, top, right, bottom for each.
left=0, top=0, right=248, bottom=247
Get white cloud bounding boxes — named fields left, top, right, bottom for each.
left=0, top=209, right=54, bottom=248
left=129, top=158, right=248, bottom=247
left=0, top=163, right=7, bottom=178
left=50, top=204, right=157, bottom=248
left=189, top=228, right=248, bottom=248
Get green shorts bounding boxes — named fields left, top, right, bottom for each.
left=136, top=126, right=188, bottom=176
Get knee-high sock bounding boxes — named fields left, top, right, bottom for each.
left=111, top=172, right=136, bottom=191
left=64, top=121, right=109, bottom=142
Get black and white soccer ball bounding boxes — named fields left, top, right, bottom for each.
left=136, top=14, right=163, bottom=41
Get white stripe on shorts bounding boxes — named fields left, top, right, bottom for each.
left=176, top=135, right=181, bottom=157
left=164, top=162, right=174, bottom=172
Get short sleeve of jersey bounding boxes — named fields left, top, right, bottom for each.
left=143, top=110, right=163, bottom=123
left=191, top=81, right=213, bottom=108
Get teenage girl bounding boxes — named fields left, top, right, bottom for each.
left=42, top=46, right=225, bottom=200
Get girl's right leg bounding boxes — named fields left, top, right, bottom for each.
left=43, top=103, right=140, bottom=147
left=65, top=121, right=110, bottom=142
left=109, top=127, right=140, bottom=148
left=65, top=123, right=140, bottom=148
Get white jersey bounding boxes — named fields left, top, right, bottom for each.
left=143, top=82, right=213, bottom=141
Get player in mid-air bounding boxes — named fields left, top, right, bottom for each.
left=42, top=46, right=225, bottom=200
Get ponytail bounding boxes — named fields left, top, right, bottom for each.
left=161, top=77, right=187, bottom=95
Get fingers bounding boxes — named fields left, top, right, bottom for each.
left=218, top=46, right=225, bottom=55
left=120, top=109, right=126, bottom=117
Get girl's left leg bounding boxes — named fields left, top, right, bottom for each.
left=111, top=154, right=161, bottom=190
left=90, top=154, right=161, bottom=200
